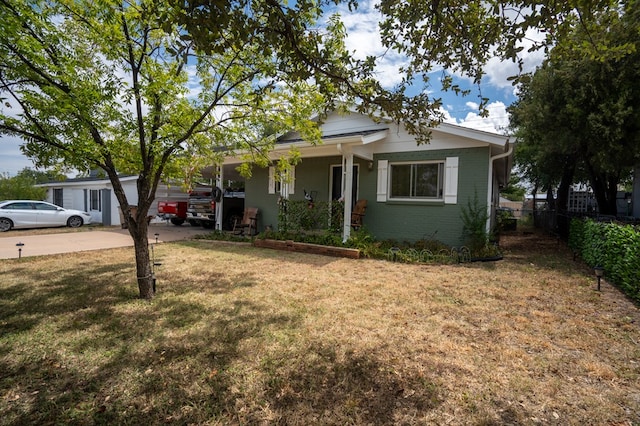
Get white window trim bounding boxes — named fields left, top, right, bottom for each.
left=268, top=167, right=276, bottom=194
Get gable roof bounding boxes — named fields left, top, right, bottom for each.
left=37, top=175, right=137, bottom=188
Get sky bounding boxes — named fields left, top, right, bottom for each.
left=0, top=2, right=545, bottom=177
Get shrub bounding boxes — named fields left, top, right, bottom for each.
left=461, top=191, right=491, bottom=252
left=570, top=218, right=640, bottom=303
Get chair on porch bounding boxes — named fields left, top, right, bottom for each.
left=233, top=207, right=259, bottom=236
left=350, top=199, right=367, bottom=230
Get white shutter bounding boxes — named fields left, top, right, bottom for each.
left=444, top=157, right=459, bottom=204
left=268, top=167, right=275, bottom=194
left=289, top=166, right=295, bottom=195
left=376, top=160, right=388, bottom=202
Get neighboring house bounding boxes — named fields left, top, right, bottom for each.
left=499, top=196, right=523, bottom=219
left=37, top=172, right=174, bottom=227
left=219, top=111, right=513, bottom=247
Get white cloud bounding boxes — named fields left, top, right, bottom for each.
left=454, top=101, right=511, bottom=135
left=482, top=28, right=547, bottom=93
left=437, top=106, right=455, bottom=124
left=331, top=1, right=408, bottom=88
left=331, top=2, right=547, bottom=108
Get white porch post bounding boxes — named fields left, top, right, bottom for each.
left=215, top=165, right=223, bottom=230
left=342, top=149, right=354, bottom=243
left=280, top=174, right=290, bottom=199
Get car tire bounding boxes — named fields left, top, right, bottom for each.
left=201, top=220, right=214, bottom=229
left=188, top=219, right=200, bottom=227
left=170, top=218, right=185, bottom=226
left=0, top=218, right=13, bottom=232
left=67, top=216, right=84, bottom=228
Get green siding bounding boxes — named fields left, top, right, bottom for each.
left=244, top=156, right=370, bottom=232
left=368, top=147, right=490, bottom=247
left=244, top=167, right=277, bottom=231
left=244, top=147, right=490, bottom=247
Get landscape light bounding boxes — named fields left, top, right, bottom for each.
left=594, top=266, right=604, bottom=291
left=154, top=233, right=159, bottom=244
left=16, top=242, right=24, bottom=259
left=390, top=247, right=400, bottom=262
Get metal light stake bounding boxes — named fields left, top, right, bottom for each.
left=390, top=247, right=400, bottom=262
left=16, top=242, right=24, bottom=259
left=151, top=243, right=162, bottom=293
left=594, top=266, right=604, bottom=291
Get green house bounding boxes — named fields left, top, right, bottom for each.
left=218, top=111, right=513, bottom=248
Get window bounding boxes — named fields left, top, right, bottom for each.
left=268, top=166, right=295, bottom=196
left=389, top=162, right=444, bottom=199
left=1, top=202, right=34, bottom=210
left=53, top=188, right=63, bottom=207
left=90, top=189, right=101, bottom=211
left=34, top=202, right=58, bottom=210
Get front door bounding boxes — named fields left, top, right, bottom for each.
left=330, top=164, right=359, bottom=206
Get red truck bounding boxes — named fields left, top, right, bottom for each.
left=157, top=187, right=244, bottom=229
left=157, top=200, right=189, bottom=226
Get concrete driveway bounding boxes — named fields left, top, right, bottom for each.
left=0, top=223, right=208, bottom=259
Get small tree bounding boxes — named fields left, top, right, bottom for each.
left=461, top=192, right=490, bottom=253
left=0, top=1, right=333, bottom=299
left=500, top=174, right=526, bottom=202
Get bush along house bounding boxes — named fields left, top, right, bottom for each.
left=219, top=110, right=513, bottom=248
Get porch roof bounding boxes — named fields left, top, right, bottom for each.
left=277, top=128, right=389, bottom=144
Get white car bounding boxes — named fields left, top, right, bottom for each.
left=0, top=200, right=92, bottom=232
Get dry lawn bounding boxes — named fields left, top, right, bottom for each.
left=0, top=230, right=639, bottom=425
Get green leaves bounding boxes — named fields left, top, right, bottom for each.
left=0, top=168, right=50, bottom=200
left=509, top=1, right=640, bottom=215
left=572, top=218, right=640, bottom=302
left=460, top=190, right=491, bottom=252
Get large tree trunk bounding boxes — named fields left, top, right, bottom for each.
left=555, top=162, right=576, bottom=239
left=124, top=206, right=154, bottom=299
left=545, top=186, right=556, bottom=211
left=556, top=160, right=576, bottom=214
left=588, top=167, right=619, bottom=216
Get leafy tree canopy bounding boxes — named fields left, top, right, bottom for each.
left=509, top=0, right=640, bottom=214
left=1, top=0, right=349, bottom=298
left=500, top=174, right=526, bottom=202
left=375, top=0, right=635, bottom=112
left=0, top=167, right=62, bottom=200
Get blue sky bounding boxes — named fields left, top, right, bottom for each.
left=0, top=2, right=544, bottom=177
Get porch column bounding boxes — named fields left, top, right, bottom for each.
left=215, top=165, right=223, bottom=230
left=342, top=149, right=354, bottom=242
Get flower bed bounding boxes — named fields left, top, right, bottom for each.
left=253, top=238, right=360, bottom=259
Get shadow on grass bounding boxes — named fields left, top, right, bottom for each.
left=0, top=262, right=137, bottom=336
left=0, top=261, right=299, bottom=424
left=0, top=253, right=448, bottom=425
left=261, top=345, right=442, bottom=424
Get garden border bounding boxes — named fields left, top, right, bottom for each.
left=253, top=238, right=360, bottom=259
